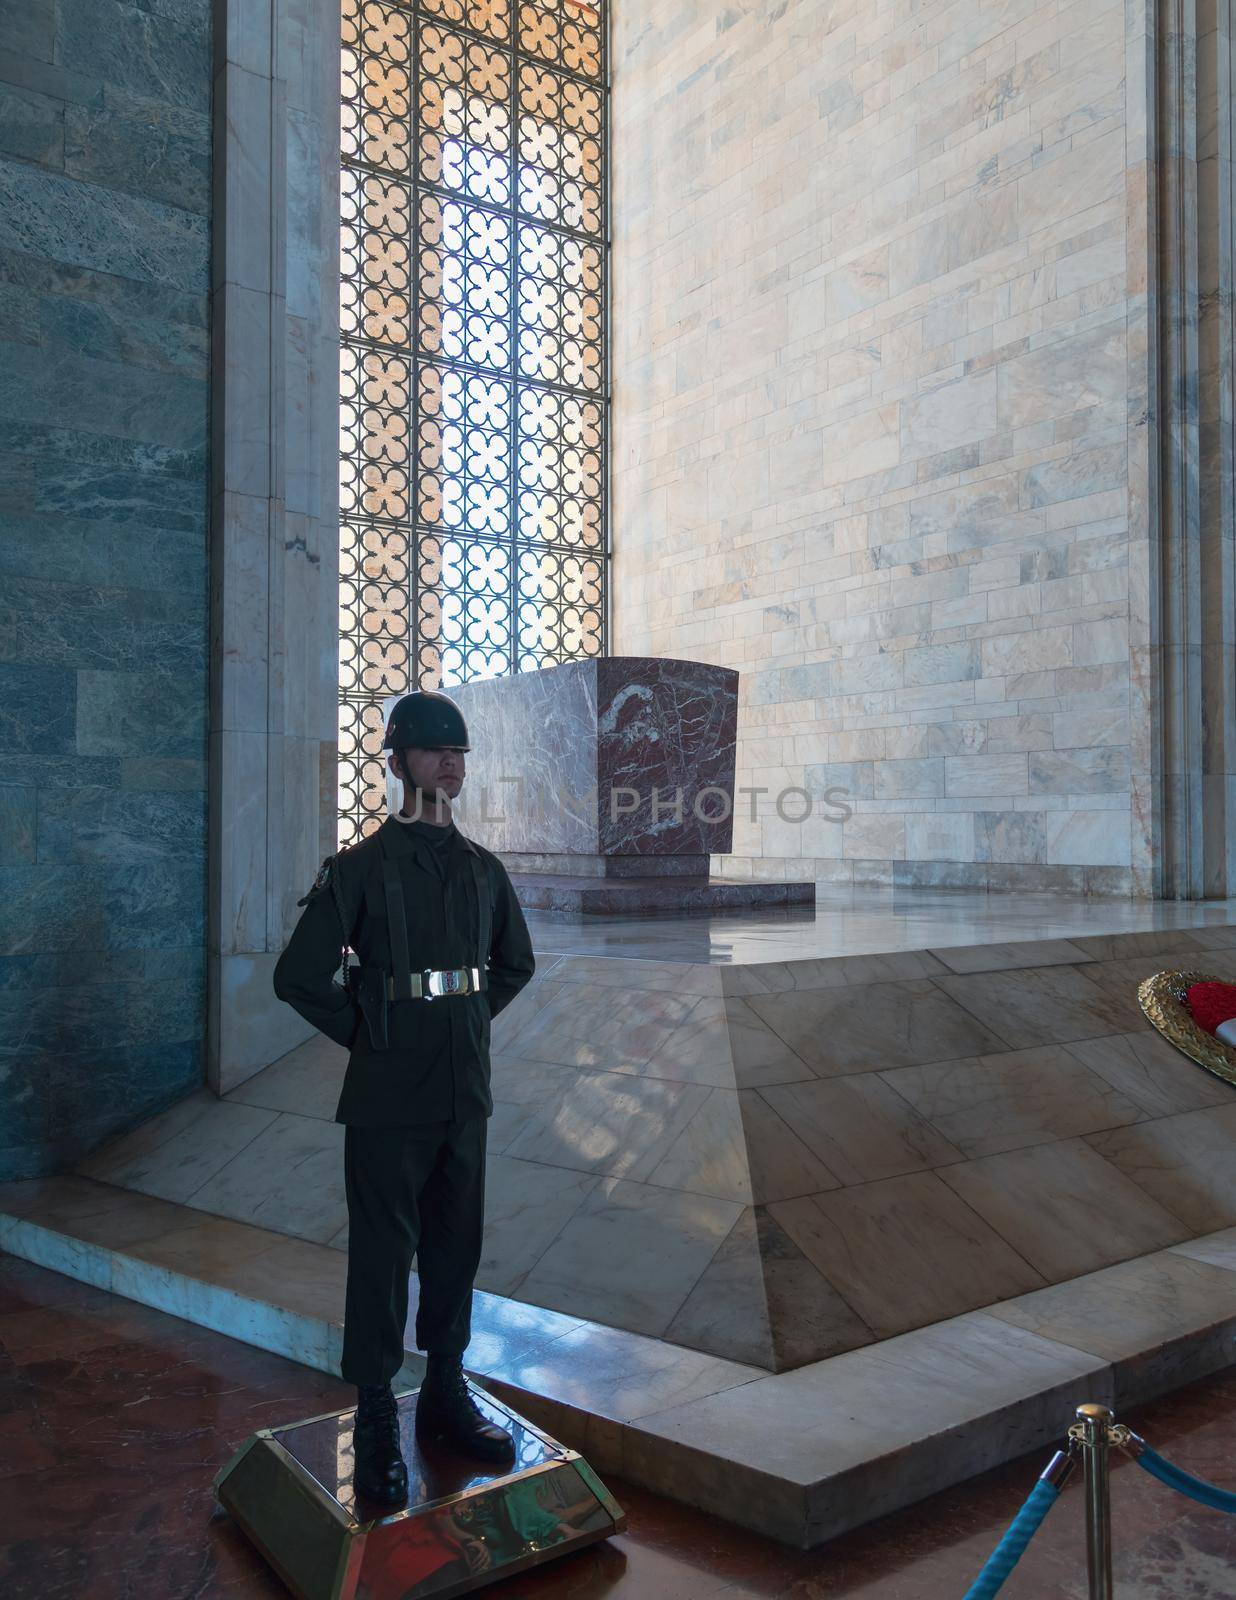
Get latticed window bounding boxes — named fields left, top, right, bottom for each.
left=338, top=0, right=609, bottom=844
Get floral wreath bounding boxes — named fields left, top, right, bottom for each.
left=1138, top=970, right=1236, bottom=1088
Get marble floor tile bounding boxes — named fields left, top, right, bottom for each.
left=1170, top=1224, right=1236, bottom=1274
left=760, top=1074, right=963, bottom=1185
left=1085, top=1104, right=1236, bottom=1233
left=515, top=1177, right=744, bottom=1339
left=74, top=1096, right=280, bottom=1206
left=988, top=1249, right=1236, bottom=1386
left=724, top=997, right=820, bottom=1089
left=926, top=938, right=1092, bottom=974
left=184, top=1112, right=347, bottom=1244
left=629, top=995, right=743, bottom=1087
left=487, top=1314, right=763, bottom=1424
left=646, top=1088, right=836, bottom=1204
left=631, top=1309, right=1108, bottom=1486
left=937, top=1139, right=1191, bottom=1278
left=484, top=1095, right=543, bottom=1152
left=205, top=1232, right=350, bottom=1324
left=641, top=1088, right=765, bottom=1206
left=1063, top=1031, right=1235, bottom=1119
left=933, top=964, right=1145, bottom=1049
left=1084, top=947, right=1236, bottom=1000
left=477, top=1156, right=598, bottom=1296
left=463, top=1285, right=588, bottom=1373
left=224, top=1033, right=347, bottom=1121
left=499, top=981, right=703, bottom=1073
left=746, top=978, right=1007, bottom=1076
left=502, top=1067, right=712, bottom=1183
left=123, top=1214, right=288, bottom=1279
left=1065, top=929, right=1215, bottom=962
left=487, top=1052, right=580, bottom=1105
left=0, top=1176, right=192, bottom=1249
left=664, top=1208, right=875, bottom=1371
left=769, top=1173, right=1045, bottom=1339
left=489, top=977, right=565, bottom=1053
left=527, top=954, right=722, bottom=993
left=719, top=949, right=949, bottom=995
left=882, top=1044, right=1146, bottom=1158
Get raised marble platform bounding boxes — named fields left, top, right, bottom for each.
left=54, top=898, right=1236, bottom=1377
left=4, top=1172, right=1236, bottom=1548
left=7, top=890, right=1236, bottom=1544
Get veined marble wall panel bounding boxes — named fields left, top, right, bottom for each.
left=610, top=0, right=1161, bottom=893
left=0, top=0, right=212, bottom=1178
left=209, top=0, right=341, bottom=1092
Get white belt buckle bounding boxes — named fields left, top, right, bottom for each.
left=424, top=967, right=461, bottom=999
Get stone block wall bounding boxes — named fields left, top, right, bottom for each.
left=0, top=0, right=211, bottom=1178
left=610, top=0, right=1153, bottom=893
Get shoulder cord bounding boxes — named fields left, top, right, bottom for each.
left=328, top=856, right=357, bottom=996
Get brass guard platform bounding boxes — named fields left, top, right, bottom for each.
left=213, top=1383, right=625, bottom=1599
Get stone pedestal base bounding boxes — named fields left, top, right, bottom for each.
left=509, top=872, right=817, bottom=915
left=214, top=1384, right=624, bottom=1599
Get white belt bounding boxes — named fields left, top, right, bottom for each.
left=386, top=966, right=484, bottom=1001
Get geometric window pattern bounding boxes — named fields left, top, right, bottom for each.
left=339, top=0, right=609, bottom=843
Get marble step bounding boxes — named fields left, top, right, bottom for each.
left=4, top=1173, right=1236, bottom=1548
left=509, top=871, right=816, bottom=914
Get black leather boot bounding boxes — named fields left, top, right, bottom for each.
left=352, top=1382, right=409, bottom=1504
left=414, top=1356, right=515, bottom=1463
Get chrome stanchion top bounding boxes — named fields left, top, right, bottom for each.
left=1073, top=1403, right=1116, bottom=1600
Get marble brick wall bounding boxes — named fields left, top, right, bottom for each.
left=610, top=0, right=1152, bottom=893
left=0, top=1, right=212, bottom=1178
left=208, top=0, right=341, bottom=1095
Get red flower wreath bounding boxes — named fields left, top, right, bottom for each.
left=1186, top=980, right=1236, bottom=1048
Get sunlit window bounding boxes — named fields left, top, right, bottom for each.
left=338, top=0, right=609, bottom=843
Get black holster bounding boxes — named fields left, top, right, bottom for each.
left=355, top=964, right=390, bottom=1051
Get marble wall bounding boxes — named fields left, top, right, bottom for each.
left=207, top=0, right=341, bottom=1094
left=0, top=0, right=212, bottom=1178
left=609, top=0, right=1164, bottom=894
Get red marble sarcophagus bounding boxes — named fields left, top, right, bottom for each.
left=410, top=657, right=814, bottom=915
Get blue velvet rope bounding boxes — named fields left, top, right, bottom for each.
left=962, top=1478, right=1060, bottom=1599
left=1135, top=1444, right=1236, bottom=1514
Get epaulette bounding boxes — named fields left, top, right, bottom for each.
left=295, top=828, right=382, bottom=906
left=297, top=855, right=336, bottom=907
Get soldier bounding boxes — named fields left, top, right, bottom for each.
left=273, top=689, right=536, bottom=1505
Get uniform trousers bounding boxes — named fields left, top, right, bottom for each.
left=340, top=1115, right=487, bottom=1387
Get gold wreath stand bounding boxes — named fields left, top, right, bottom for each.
left=1138, top=969, right=1236, bottom=1088
left=214, top=1382, right=626, bottom=1599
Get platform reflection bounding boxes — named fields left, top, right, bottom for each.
left=276, top=1386, right=560, bottom=1516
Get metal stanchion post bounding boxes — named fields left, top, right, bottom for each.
left=1075, top=1403, right=1115, bottom=1599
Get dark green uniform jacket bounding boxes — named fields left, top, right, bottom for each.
left=272, top=815, right=536, bottom=1126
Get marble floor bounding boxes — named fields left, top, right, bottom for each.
left=3, top=1252, right=1235, bottom=1599
left=525, top=887, right=1236, bottom=963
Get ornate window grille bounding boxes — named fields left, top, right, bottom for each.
left=338, top=0, right=609, bottom=845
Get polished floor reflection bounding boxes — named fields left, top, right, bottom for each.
left=4, top=1253, right=1236, bottom=1598
left=526, top=888, right=1236, bottom=964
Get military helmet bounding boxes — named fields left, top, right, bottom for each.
left=382, top=689, right=470, bottom=751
